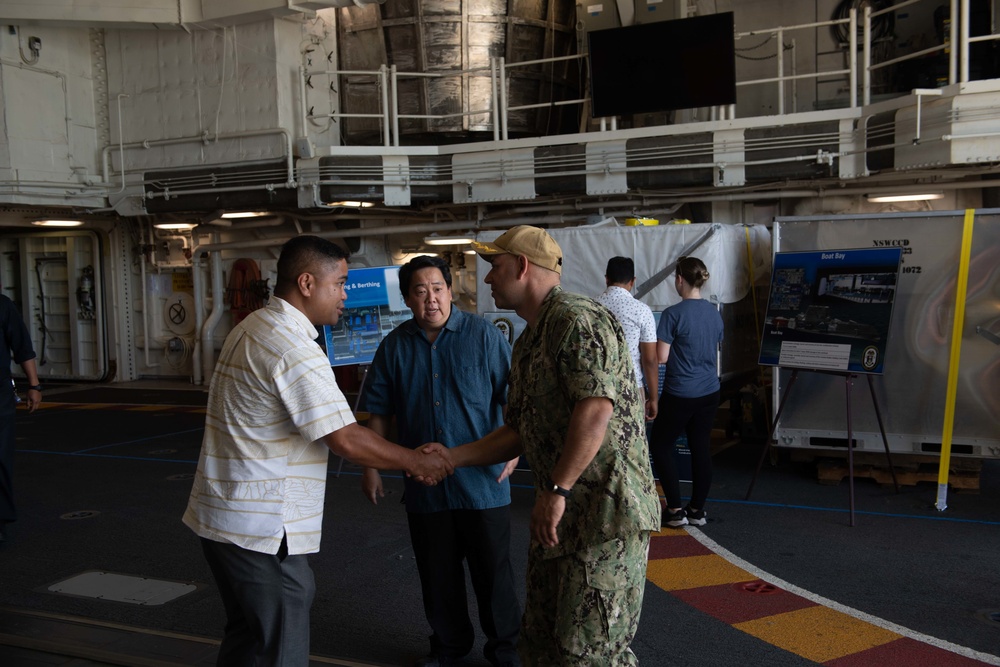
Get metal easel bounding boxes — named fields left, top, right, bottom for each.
left=745, top=368, right=899, bottom=527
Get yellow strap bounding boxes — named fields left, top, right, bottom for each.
left=936, top=209, right=976, bottom=501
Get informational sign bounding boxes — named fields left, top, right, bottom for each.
left=758, top=248, right=903, bottom=374
left=322, top=266, right=409, bottom=367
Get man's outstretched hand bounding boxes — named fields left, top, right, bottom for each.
left=497, top=457, right=519, bottom=483
left=408, top=445, right=453, bottom=485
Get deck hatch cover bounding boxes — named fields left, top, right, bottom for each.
left=47, top=571, right=196, bottom=605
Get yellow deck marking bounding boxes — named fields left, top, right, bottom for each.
left=646, top=554, right=755, bottom=591
left=734, top=604, right=901, bottom=662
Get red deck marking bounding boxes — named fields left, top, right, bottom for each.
left=671, top=579, right=818, bottom=625
left=648, top=532, right=714, bottom=559
left=825, top=637, right=997, bottom=666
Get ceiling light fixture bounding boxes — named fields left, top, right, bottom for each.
left=326, top=201, right=374, bottom=208
left=153, top=222, right=198, bottom=230
left=424, top=234, right=474, bottom=246
left=221, top=211, right=268, bottom=219
left=32, top=219, right=84, bottom=227
left=866, top=192, right=945, bottom=203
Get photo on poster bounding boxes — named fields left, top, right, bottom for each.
left=322, top=266, right=408, bottom=367
left=758, top=247, right=903, bottom=374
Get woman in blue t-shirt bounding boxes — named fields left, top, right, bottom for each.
left=650, top=256, right=724, bottom=528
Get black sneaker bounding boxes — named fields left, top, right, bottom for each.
left=663, top=509, right=688, bottom=527
left=685, top=506, right=707, bottom=526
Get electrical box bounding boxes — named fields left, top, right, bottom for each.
left=577, top=0, right=682, bottom=33
left=635, top=0, right=680, bottom=24
left=577, top=1, right=619, bottom=34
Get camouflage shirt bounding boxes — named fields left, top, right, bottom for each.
left=507, top=286, right=660, bottom=558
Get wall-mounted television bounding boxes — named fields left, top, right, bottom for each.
left=587, top=12, right=737, bottom=118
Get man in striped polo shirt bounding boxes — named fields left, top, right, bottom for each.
left=183, top=235, right=452, bottom=666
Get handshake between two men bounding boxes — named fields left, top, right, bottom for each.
left=409, top=442, right=520, bottom=486
left=408, top=426, right=522, bottom=487
left=392, top=425, right=569, bottom=550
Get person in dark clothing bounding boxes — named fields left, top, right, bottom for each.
left=649, top=256, right=724, bottom=528
left=1, top=293, right=42, bottom=543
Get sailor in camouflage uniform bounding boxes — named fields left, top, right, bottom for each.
left=427, top=226, right=661, bottom=666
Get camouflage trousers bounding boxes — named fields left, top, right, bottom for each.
left=520, top=531, right=651, bottom=666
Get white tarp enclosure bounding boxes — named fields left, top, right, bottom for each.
left=475, top=222, right=772, bottom=391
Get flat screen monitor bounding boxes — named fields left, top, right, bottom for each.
left=587, top=12, right=736, bottom=118
left=757, top=248, right=904, bottom=375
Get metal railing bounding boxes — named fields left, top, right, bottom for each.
left=499, top=54, right=590, bottom=140
left=300, top=64, right=393, bottom=146
left=390, top=63, right=501, bottom=142
left=736, top=10, right=858, bottom=114
left=298, top=0, right=1000, bottom=146
left=302, top=55, right=593, bottom=147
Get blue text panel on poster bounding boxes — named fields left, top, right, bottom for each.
left=323, top=266, right=409, bottom=367
left=758, top=247, right=903, bottom=374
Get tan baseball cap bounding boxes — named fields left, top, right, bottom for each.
left=471, top=225, right=563, bottom=275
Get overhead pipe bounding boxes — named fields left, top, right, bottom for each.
left=200, top=247, right=226, bottom=385
left=139, top=225, right=160, bottom=370
left=307, top=148, right=817, bottom=188
left=299, top=65, right=309, bottom=141
left=197, top=215, right=288, bottom=231
left=144, top=182, right=294, bottom=200
left=481, top=198, right=685, bottom=220
left=191, top=248, right=207, bottom=385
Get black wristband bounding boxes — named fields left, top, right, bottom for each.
left=548, top=483, right=571, bottom=498
left=28, top=384, right=42, bottom=392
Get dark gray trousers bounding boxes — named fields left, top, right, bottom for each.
left=407, top=506, right=521, bottom=666
left=0, top=402, right=15, bottom=523
left=200, top=536, right=315, bottom=667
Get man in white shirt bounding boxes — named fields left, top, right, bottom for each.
left=596, top=256, right=659, bottom=421
left=183, top=235, right=452, bottom=666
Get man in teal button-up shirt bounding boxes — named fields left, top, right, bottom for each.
left=359, top=255, right=521, bottom=667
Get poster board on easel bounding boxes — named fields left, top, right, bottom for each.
left=322, top=265, right=406, bottom=367
left=749, top=247, right=904, bottom=525
left=757, top=247, right=904, bottom=375
left=320, top=265, right=408, bottom=476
